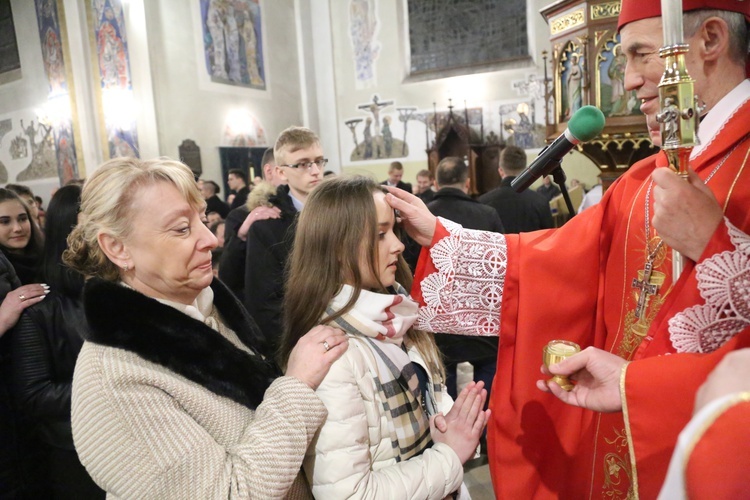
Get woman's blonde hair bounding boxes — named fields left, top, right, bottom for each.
left=63, top=157, right=203, bottom=281
left=280, top=175, right=444, bottom=380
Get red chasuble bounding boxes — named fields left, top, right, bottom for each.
left=685, top=398, right=750, bottom=499
left=624, top=329, right=750, bottom=499
left=411, top=94, right=750, bottom=498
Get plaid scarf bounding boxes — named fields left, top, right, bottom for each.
left=326, top=284, right=435, bottom=462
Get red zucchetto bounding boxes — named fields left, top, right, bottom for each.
left=618, top=0, right=750, bottom=31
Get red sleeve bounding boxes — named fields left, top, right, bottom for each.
left=696, top=218, right=735, bottom=264
left=623, top=328, right=750, bottom=498
left=685, top=399, right=750, bottom=500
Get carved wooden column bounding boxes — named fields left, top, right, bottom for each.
left=540, top=0, right=659, bottom=189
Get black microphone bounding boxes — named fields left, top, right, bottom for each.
left=511, top=106, right=605, bottom=193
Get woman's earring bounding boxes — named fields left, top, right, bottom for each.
left=123, top=264, right=129, bottom=271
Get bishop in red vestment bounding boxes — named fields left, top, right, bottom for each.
left=387, top=1, right=750, bottom=498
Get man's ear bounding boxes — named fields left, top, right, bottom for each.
left=696, top=16, right=730, bottom=63
left=276, top=165, right=288, bottom=183
left=98, top=233, right=131, bottom=270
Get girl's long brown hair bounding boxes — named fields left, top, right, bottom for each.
left=279, top=175, right=444, bottom=380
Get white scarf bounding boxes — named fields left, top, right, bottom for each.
left=327, top=284, right=418, bottom=343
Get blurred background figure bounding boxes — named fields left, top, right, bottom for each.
left=11, top=185, right=104, bottom=498
left=414, top=168, right=436, bottom=203
left=0, top=188, right=44, bottom=285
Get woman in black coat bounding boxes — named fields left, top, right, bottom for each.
left=10, top=185, right=104, bottom=498
left=0, top=249, right=48, bottom=496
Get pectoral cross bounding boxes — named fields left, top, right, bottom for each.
left=632, top=261, right=660, bottom=319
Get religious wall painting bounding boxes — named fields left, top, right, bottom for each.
left=0, top=112, right=62, bottom=184
left=506, top=74, right=549, bottom=150
left=346, top=94, right=414, bottom=161
left=9, top=135, right=27, bottom=161
left=558, top=41, right=586, bottom=123
left=349, top=0, right=380, bottom=89
left=200, top=0, right=266, bottom=90
left=88, top=0, right=139, bottom=160
left=0, top=119, right=11, bottom=147
left=16, top=118, right=57, bottom=181
left=36, top=0, right=68, bottom=96
left=35, top=0, right=82, bottom=184
left=222, top=111, right=267, bottom=147
left=596, top=33, right=640, bottom=118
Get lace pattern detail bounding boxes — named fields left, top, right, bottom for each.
left=417, top=218, right=506, bottom=336
left=670, top=219, right=750, bottom=352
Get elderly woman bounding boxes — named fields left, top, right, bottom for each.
left=64, top=157, right=347, bottom=499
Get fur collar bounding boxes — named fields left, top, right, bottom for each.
left=245, top=181, right=278, bottom=211
left=83, top=278, right=281, bottom=410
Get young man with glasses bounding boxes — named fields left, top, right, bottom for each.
left=243, top=126, right=326, bottom=356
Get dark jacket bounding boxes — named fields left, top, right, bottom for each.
left=0, top=252, right=23, bottom=497
left=10, top=289, right=105, bottom=498
left=10, top=291, right=87, bottom=450
left=536, top=182, right=562, bottom=202
left=417, top=189, right=436, bottom=204
left=243, top=184, right=298, bottom=358
left=427, top=187, right=505, bottom=233
left=206, top=195, right=230, bottom=219
left=426, top=187, right=503, bottom=362
left=220, top=182, right=279, bottom=302
left=4, top=250, right=40, bottom=285
left=381, top=180, right=412, bottom=193
left=479, top=177, right=555, bottom=234
left=219, top=205, right=250, bottom=300
left=229, top=186, right=250, bottom=211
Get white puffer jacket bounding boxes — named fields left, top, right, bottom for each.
left=303, top=334, right=464, bottom=499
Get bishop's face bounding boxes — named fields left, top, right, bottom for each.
left=620, top=17, right=703, bottom=147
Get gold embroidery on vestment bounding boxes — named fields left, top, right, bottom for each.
left=602, top=428, right=636, bottom=499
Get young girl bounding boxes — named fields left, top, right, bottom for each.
left=0, top=188, right=43, bottom=284
left=280, top=176, right=488, bottom=499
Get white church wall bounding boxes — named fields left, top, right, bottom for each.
left=144, top=0, right=304, bottom=184
left=324, top=0, right=600, bottom=191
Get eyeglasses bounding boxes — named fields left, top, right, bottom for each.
left=280, top=158, right=328, bottom=170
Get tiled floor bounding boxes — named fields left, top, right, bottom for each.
left=456, top=362, right=495, bottom=499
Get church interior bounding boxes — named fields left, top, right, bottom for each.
left=0, top=0, right=652, bottom=206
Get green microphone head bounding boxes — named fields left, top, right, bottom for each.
left=567, top=105, right=606, bottom=142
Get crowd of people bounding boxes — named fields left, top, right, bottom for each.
left=1, top=1, right=749, bottom=498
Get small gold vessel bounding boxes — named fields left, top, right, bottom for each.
left=543, top=340, right=581, bottom=391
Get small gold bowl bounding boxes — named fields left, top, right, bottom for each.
left=543, top=340, right=581, bottom=391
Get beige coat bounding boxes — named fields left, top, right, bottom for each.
left=72, top=278, right=327, bottom=499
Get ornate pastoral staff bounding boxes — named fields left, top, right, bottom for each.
left=656, top=0, right=701, bottom=277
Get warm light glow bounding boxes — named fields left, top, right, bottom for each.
left=226, top=109, right=257, bottom=137
left=35, top=96, right=72, bottom=127
left=102, top=88, right=137, bottom=130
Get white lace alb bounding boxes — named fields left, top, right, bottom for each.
left=417, top=218, right=506, bottom=336
left=669, top=219, right=750, bottom=352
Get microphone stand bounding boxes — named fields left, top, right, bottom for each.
left=550, top=163, right=576, bottom=217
